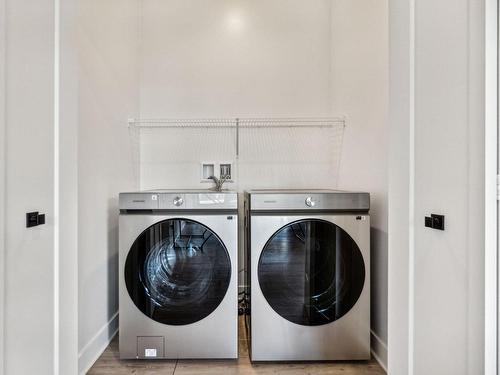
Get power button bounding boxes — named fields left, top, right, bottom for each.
left=173, top=196, right=184, bottom=207
left=305, top=196, right=316, bottom=207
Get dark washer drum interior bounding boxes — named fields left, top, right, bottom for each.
left=258, top=219, right=365, bottom=326
left=125, top=219, right=231, bottom=326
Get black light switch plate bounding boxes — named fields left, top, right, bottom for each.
left=37, top=214, right=45, bottom=225
left=431, top=214, right=445, bottom=230
left=26, top=212, right=45, bottom=228
left=425, top=216, right=433, bottom=228
left=425, top=214, right=445, bottom=231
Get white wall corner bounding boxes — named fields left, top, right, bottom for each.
left=371, top=330, right=388, bottom=373
left=78, top=312, right=119, bottom=375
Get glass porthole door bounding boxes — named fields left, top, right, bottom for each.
left=258, top=219, right=365, bottom=326
left=125, top=219, right=231, bottom=325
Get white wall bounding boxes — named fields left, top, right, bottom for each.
left=140, top=0, right=332, bottom=119
left=138, top=0, right=388, bottom=368
left=388, top=0, right=485, bottom=373
left=1, top=1, right=80, bottom=374
left=413, top=0, right=484, bottom=373
left=138, top=0, right=338, bottom=193
left=3, top=1, right=56, bottom=374
left=77, top=1, right=140, bottom=373
left=331, top=1, right=389, bottom=368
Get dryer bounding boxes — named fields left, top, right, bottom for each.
left=244, top=190, right=370, bottom=361
left=119, top=190, right=238, bottom=359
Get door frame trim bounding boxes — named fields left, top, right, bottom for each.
left=387, top=0, right=415, bottom=372
left=485, top=0, right=498, bottom=373
left=0, top=0, right=5, bottom=372
left=56, top=0, right=79, bottom=373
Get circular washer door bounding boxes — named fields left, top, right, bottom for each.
left=258, top=219, right=365, bottom=326
left=125, top=218, right=231, bottom=325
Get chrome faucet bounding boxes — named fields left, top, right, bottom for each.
left=209, top=175, right=230, bottom=192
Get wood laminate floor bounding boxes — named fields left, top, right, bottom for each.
left=88, top=317, right=386, bottom=375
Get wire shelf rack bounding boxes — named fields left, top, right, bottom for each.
left=129, top=117, right=345, bottom=154
left=129, top=117, right=346, bottom=190
left=128, top=117, right=345, bottom=128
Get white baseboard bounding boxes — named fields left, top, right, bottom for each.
left=78, top=312, right=119, bottom=375
left=371, top=330, right=387, bottom=373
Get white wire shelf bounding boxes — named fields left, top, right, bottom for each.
left=129, top=117, right=346, bottom=189
left=128, top=117, right=346, bottom=129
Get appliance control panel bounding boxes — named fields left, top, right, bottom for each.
left=249, top=191, right=369, bottom=212
left=159, top=194, right=188, bottom=209
left=119, top=191, right=237, bottom=210
left=119, top=193, right=159, bottom=210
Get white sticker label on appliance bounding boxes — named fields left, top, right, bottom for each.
left=145, top=348, right=157, bottom=357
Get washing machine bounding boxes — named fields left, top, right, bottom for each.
left=119, top=190, right=238, bottom=359
left=244, top=190, right=370, bottom=361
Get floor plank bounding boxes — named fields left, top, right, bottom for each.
left=87, top=336, right=177, bottom=375
left=88, top=317, right=385, bottom=374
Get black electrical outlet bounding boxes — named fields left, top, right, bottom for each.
left=26, top=212, right=46, bottom=228
left=425, top=214, right=445, bottom=231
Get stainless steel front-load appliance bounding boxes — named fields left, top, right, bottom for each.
left=119, top=190, right=238, bottom=359
left=244, top=190, right=370, bottom=361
